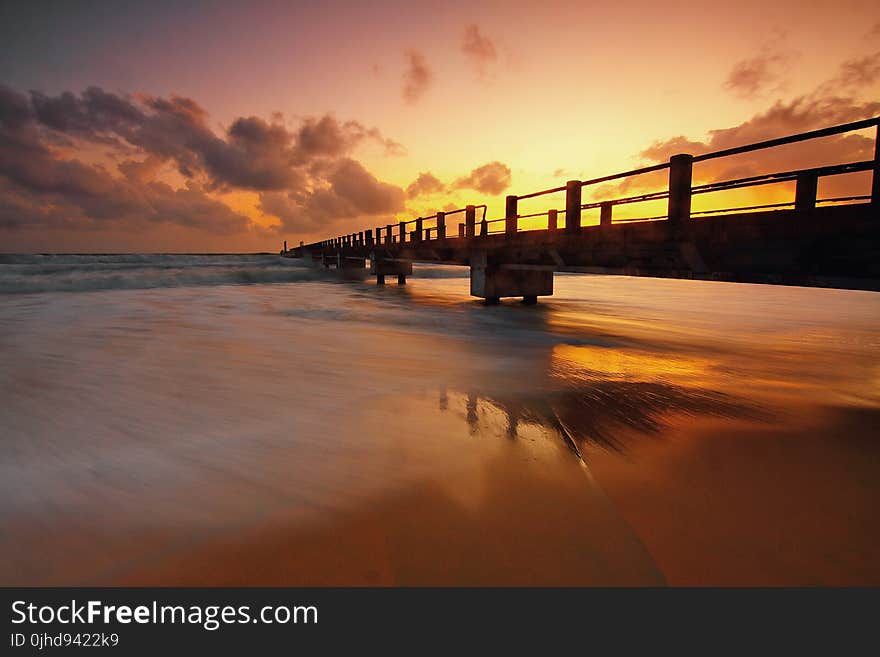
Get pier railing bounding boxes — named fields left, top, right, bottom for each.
left=306, top=116, right=879, bottom=250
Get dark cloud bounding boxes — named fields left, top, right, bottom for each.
left=0, top=83, right=408, bottom=238
left=0, top=85, right=36, bottom=132
left=294, top=114, right=405, bottom=160
left=402, top=50, right=432, bottom=104
left=462, top=24, right=497, bottom=81
left=329, top=159, right=405, bottom=215
left=833, top=52, right=880, bottom=90
left=29, top=86, right=144, bottom=147
left=452, top=161, right=511, bottom=196
left=724, top=47, right=792, bottom=99
left=258, top=158, right=405, bottom=233
left=406, top=171, right=445, bottom=198
left=0, top=87, right=250, bottom=235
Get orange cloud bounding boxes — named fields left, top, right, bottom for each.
left=402, top=50, right=433, bottom=104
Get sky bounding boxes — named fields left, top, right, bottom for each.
left=0, top=0, right=878, bottom=252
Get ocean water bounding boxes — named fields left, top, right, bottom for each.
left=1, top=254, right=879, bottom=585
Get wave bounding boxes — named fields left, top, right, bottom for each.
left=0, top=254, right=322, bottom=294
left=0, top=254, right=470, bottom=294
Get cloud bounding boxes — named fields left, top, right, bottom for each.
left=462, top=24, right=497, bottom=81
left=402, top=50, right=432, bottom=104
left=406, top=171, right=445, bottom=198
left=832, top=52, right=880, bottom=90
left=452, top=161, right=511, bottom=195
left=329, top=159, right=405, bottom=215
left=587, top=49, right=880, bottom=204
left=294, top=114, right=405, bottom=160
left=724, top=46, right=793, bottom=99
left=641, top=96, right=879, bottom=167
left=597, top=94, right=879, bottom=203
left=258, top=158, right=405, bottom=233
left=0, top=83, right=408, bottom=239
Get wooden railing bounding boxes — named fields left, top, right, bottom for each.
left=305, top=116, right=879, bottom=250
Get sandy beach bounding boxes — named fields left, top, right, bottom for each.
left=1, top=255, right=878, bottom=585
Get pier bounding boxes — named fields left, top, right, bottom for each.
left=288, top=117, right=880, bottom=301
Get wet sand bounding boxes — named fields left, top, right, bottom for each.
left=1, top=259, right=878, bottom=585
left=586, top=405, right=880, bottom=585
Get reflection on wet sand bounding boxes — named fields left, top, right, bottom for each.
left=112, top=398, right=666, bottom=586
left=1, top=268, right=879, bottom=585
left=457, top=381, right=766, bottom=456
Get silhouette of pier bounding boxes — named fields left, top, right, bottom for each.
left=288, top=117, right=880, bottom=302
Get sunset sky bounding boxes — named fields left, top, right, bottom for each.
left=1, top=0, right=878, bottom=252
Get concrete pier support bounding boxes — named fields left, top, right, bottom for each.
left=338, top=256, right=367, bottom=281
left=469, top=253, right=553, bottom=304
left=370, top=257, right=412, bottom=285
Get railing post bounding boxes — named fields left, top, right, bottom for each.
left=437, top=212, right=446, bottom=239
left=872, top=123, right=879, bottom=207
left=505, top=195, right=518, bottom=237
left=366, top=229, right=373, bottom=246
left=398, top=221, right=406, bottom=244
left=548, top=209, right=558, bottom=231
left=667, top=154, right=693, bottom=227
left=358, top=231, right=364, bottom=246
left=385, top=224, right=392, bottom=245
left=415, top=217, right=423, bottom=242
left=795, top=172, right=818, bottom=211
left=600, top=202, right=613, bottom=226
left=465, top=205, right=476, bottom=238
left=565, top=180, right=581, bottom=233
left=480, top=217, right=488, bottom=236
